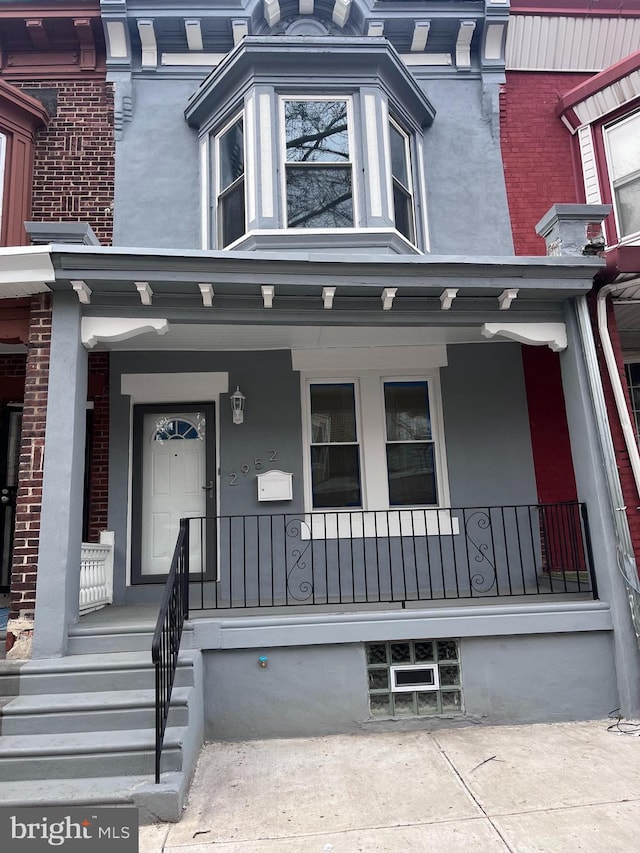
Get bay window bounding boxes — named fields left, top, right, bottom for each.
left=215, top=114, right=245, bottom=247
left=283, top=99, right=354, bottom=229
left=389, top=119, right=415, bottom=244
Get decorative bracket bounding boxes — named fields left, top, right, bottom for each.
left=481, top=322, right=567, bottom=352
left=82, top=317, right=168, bottom=349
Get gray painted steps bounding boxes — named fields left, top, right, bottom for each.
left=0, top=650, right=196, bottom=694
left=0, top=643, right=202, bottom=820
left=0, top=726, right=185, bottom=781
left=0, top=773, right=187, bottom=824
left=0, top=686, right=190, bottom=734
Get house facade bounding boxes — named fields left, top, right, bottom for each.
left=1, top=0, right=640, bottom=817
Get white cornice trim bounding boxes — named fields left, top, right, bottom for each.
left=0, top=246, right=54, bottom=297
left=481, top=322, right=567, bottom=352
left=121, top=371, right=228, bottom=404
left=292, top=345, right=448, bottom=372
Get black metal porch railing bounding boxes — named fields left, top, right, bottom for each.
left=151, top=518, right=190, bottom=784
left=182, top=501, right=597, bottom=610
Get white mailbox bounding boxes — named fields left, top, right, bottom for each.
left=257, top=470, right=293, bottom=502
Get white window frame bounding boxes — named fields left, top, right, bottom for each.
left=213, top=111, right=246, bottom=248
left=300, top=366, right=450, bottom=514
left=279, top=94, right=359, bottom=231
left=0, top=132, right=6, bottom=239
left=603, top=109, right=640, bottom=245
left=388, top=116, right=416, bottom=245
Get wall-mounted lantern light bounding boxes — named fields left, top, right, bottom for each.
left=230, top=386, right=246, bottom=424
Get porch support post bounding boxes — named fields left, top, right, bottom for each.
left=32, top=293, right=87, bottom=658
left=560, top=298, right=640, bottom=717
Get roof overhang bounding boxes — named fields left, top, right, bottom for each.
left=47, top=244, right=601, bottom=324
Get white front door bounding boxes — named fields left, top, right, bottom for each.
left=132, top=405, right=215, bottom=581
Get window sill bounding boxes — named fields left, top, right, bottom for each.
left=300, top=509, right=460, bottom=539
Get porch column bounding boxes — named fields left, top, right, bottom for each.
left=561, top=299, right=640, bottom=717
left=32, top=293, right=87, bottom=658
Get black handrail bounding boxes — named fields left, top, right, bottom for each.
left=152, top=517, right=189, bottom=784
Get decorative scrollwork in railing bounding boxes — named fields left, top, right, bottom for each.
left=464, top=510, right=497, bottom=594
left=285, top=516, right=313, bottom=601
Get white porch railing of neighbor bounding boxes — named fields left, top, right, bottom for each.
left=79, top=531, right=114, bottom=614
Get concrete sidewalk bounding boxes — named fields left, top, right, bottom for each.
left=140, top=719, right=640, bottom=852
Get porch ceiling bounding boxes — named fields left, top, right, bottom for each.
left=87, top=322, right=489, bottom=351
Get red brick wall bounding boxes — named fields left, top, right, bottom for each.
left=9, top=294, right=51, bottom=623
left=500, top=72, right=590, bottom=255
left=501, top=71, right=588, bottom=508
left=16, top=79, right=114, bottom=246
left=87, top=352, right=109, bottom=541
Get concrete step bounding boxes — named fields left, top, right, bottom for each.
left=67, top=620, right=193, bottom=656
left=0, top=772, right=189, bottom=823
left=0, top=650, right=196, bottom=695
left=0, top=726, right=185, bottom=781
left=0, top=686, right=191, bottom=735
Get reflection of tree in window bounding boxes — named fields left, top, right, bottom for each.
left=285, top=101, right=353, bottom=228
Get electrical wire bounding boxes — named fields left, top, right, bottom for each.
left=607, top=708, right=640, bottom=735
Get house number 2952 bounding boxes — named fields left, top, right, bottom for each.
left=228, top=450, right=277, bottom=485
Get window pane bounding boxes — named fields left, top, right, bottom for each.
left=385, top=382, right=431, bottom=441
left=285, top=101, right=349, bottom=163
left=390, top=124, right=408, bottom=188
left=219, top=179, right=245, bottom=246
left=287, top=166, right=353, bottom=228
left=386, top=443, right=436, bottom=506
left=219, top=120, right=244, bottom=191
left=615, top=177, right=640, bottom=238
left=311, top=445, right=361, bottom=508
left=311, top=384, right=356, bottom=443
left=393, top=183, right=414, bottom=243
left=607, top=114, right=640, bottom=180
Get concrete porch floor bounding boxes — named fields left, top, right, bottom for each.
left=76, top=590, right=597, bottom=633
left=140, top=719, right=640, bottom=852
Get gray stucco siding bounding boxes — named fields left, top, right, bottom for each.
left=421, top=78, right=514, bottom=256
left=202, top=631, right=617, bottom=739
left=111, top=74, right=514, bottom=256
left=113, top=78, right=202, bottom=250
left=441, top=342, right=538, bottom=507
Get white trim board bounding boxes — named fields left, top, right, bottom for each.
left=121, top=372, right=229, bottom=403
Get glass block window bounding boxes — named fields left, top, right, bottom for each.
left=215, top=115, right=245, bottom=247
left=366, top=639, right=462, bottom=718
left=284, top=99, right=353, bottom=229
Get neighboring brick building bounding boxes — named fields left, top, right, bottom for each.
left=0, top=0, right=113, bottom=654
left=502, top=1, right=640, bottom=583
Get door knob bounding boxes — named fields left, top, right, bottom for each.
left=201, top=481, right=214, bottom=498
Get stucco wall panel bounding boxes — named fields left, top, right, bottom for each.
left=440, top=342, right=537, bottom=507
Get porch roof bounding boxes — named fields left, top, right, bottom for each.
left=46, top=245, right=602, bottom=316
